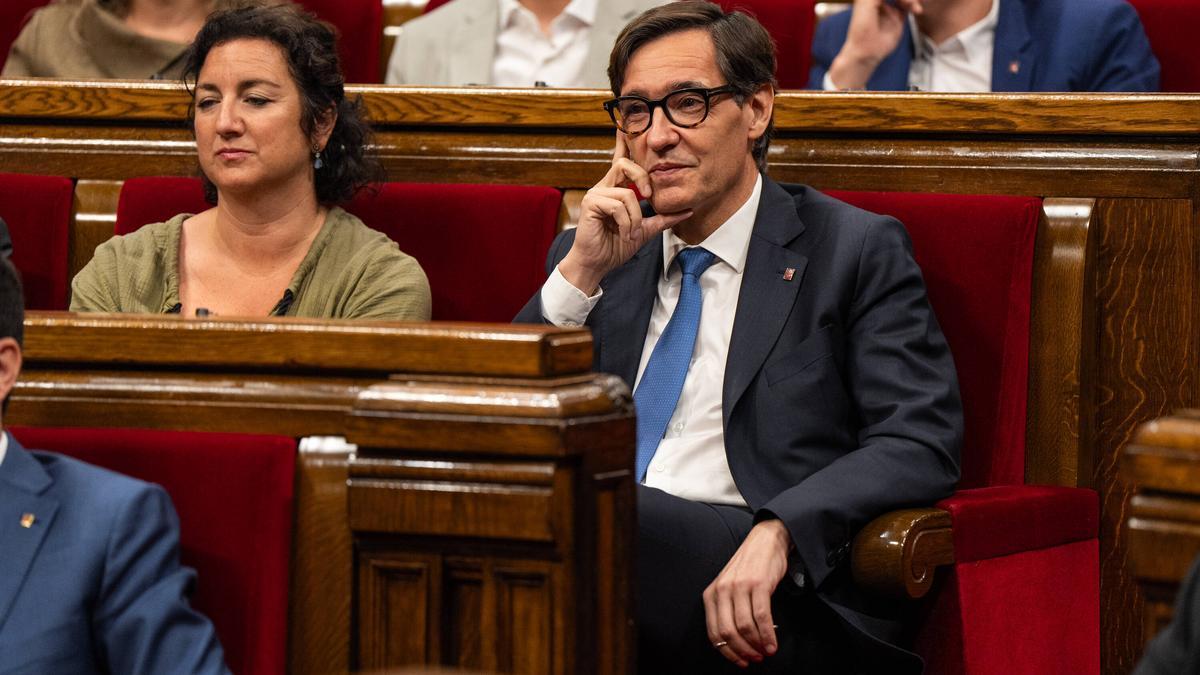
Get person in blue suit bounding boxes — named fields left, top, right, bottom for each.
left=0, top=256, right=229, bottom=675
left=517, top=3, right=962, bottom=672
left=810, top=0, right=1159, bottom=92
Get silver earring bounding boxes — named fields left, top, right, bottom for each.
left=313, top=149, right=324, bottom=170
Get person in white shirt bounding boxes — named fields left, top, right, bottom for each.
left=385, top=0, right=667, bottom=87
left=515, top=3, right=962, bottom=673
left=811, top=0, right=1160, bottom=92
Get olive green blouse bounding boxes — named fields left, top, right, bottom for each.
left=70, top=207, right=432, bottom=320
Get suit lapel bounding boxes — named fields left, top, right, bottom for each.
left=0, top=438, right=60, bottom=632
left=990, top=0, right=1035, bottom=91
left=598, top=237, right=663, bottom=388
left=723, top=180, right=808, bottom=425
left=448, top=0, right=498, bottom=85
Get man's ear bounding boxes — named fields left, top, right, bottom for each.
left=745, top=83, right=774, bottom=142
left=0, top=336, right=23, bottom=409
left=312, top=105, right=338, bottom=152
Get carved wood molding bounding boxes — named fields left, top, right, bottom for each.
left=851, top=508, right=955, bottom=600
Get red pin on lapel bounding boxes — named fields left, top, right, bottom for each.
left=20, top=513, right=35, bottom=528
left=1009, top=61, right=1020, bottom=74
left=782, top=268, right=795, bottom=281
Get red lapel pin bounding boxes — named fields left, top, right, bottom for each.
left=782, top=268, right=795, bottom=281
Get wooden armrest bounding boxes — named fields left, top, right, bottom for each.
left=851, top=508, right=955, bottom=600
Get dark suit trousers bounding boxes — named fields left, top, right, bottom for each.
left=637, top=485, right=860, bottom=674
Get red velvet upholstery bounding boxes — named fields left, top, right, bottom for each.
left=827, top=191, right=1038, bottom=488
left=115, top=178, right=562, bottom=322
left=298, top=0, right=383, bottom=83
left=115, top=176, right=209, bottom=236
left=347, top=182, right=561, bottom=322
left=0, top=0, right=50, bottom=74
left=9, top=427, right=297, bottom=675
left=718, top=0, right=814, bottom=89
left=1128, top=0, right=1200, bottom=92
left=0, top=172, right=73, bottom=310
left=829, top=191, right=1099, bottom=674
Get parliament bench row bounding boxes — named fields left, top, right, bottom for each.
left=6, top=187, right=1101, bottom=672
left=4, top=82, right=1197, bottom=673
left=4, top=0, right=1200, bottom=90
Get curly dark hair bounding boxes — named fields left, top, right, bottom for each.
left=182, top=4, right=382, bottom=205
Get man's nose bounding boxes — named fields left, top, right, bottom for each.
left=644, top=106, right=679, bottom=151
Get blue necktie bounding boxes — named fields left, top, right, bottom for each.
left=633, top=247, right=716, bottom=481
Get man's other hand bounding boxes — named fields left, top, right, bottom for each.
left=828, top=0, right=925, bottom=89
left=558, top=131, right=693, bottom=295
left=703, top=519, right=792, bottom=667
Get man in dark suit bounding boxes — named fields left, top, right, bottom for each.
left=515, top=3, right=962, bottom=672
left=809, top=0, right=1159, bottom=92
left=0, top=258, right=229, bottom=674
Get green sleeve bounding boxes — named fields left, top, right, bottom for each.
left=341, top=248, right=432, bottom=321
left=69, top=242, right=122, bottom=313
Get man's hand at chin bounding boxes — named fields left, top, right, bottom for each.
left=559, top=131, right=692, bottom=296
left=703, top=518, right=793, bottom=668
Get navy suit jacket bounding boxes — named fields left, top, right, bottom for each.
left=516, top=178, right=963, bottom=667
left=810, top=0, right=1160, bottom=92
left=0, top=436, right=228, bottom=675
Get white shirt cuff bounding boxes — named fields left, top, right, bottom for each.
left=822, top=72, right=839, bottom=91
left=540, top=264, right=602, bottom=327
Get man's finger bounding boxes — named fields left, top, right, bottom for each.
left=613, top=129, right=629, bottom=161
left=643, top=209, right=693, bottom=237
left=613, top=157, right=652, bottom=199
left=752, top=586, right=778, bottom=656
left=715, top=590, right=756, bottom=665
left=732, top=586, right=766, bottom=657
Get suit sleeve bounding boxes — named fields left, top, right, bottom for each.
left=93, top=484, right=230, bottom=675
left=807, top=11, right=851, bottom=90
left=758, top=217, right=963, bottom=591
left=1081, top=2, right=1160, bottom=92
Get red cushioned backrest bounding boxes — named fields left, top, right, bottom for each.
left=115, top=177, right=210, bottom=236
left=297, top=0, right=383, bottom=83
left=8, top=427, right=296, bottom=675
left=346, top=182, right=561, bottom=322
left=826, top=192, right=1040, bottom=489
left=0, top=0, right=50, bottom=74
left=718, top=0, right=814, bottom=89
left=1127, top=0, right=1200, bottom=92
left=0, top=172, right=72, bottom=310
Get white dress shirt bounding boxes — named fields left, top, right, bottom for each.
left=492, top=0, right=596, bottom=87
left=541, top=175, right=763, bottom=506
left=824, top=0, right=998, bottom=92
left=0, top=430, right=9, bottom=468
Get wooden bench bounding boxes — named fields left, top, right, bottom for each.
left=2, top=83, right=1198, bottom=673
left=9, top=313, right=634, bottom=675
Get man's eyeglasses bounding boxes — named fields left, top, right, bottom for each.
left=603, top=85, right=738, bottom=136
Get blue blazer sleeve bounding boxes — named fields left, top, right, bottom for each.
left=808, top=9, right=852, bottom=89
left=1079, top=1, right=1160, bottom=92
left=94, top=484, right=230, bottom=675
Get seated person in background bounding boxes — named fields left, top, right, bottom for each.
left=1135, top=555, right=1200, bottom=674
left=516, top=3, right=962, bottom=672
left=3, top=0, right=245, bottom=80
left=0, top=259, right=230, bottom=674
left=71, top=4, right=432, bottom=320
left=810, top=0, right=1160, bottom=92
left=385, top=0, right=668, bottom=87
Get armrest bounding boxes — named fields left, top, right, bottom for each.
left=851, top=508, right=954, bottom=600
left=851, top=485, right=1099, bottom=600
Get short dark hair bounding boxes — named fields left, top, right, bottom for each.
left=182, top=4, right=383, bottom=205
left=608, top=1, right=777, bottom=172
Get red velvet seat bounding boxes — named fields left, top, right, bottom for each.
left=0, top=0, right=50, bottom=74
left=115, top=178, right=562, bottom=322
left=718, top=0, right=814, bottom=89
left=0, top=172, right=72, bottom=310
left=297, top=0, right=383, bottom=83
left=9, top=426, right=296, bottom=675
left=1127, top=0, right=1200, bottom=92
left=828, top=191, right=1099, bottom=675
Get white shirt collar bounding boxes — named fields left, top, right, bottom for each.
left=498, top=0, right=596, bottom=29
left=0, top=430, right=9, bottom=469
left=910, top=0, right=999, bottom=64
left=661, top=174, right=762, bottom=278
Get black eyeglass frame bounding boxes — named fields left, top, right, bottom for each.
left=603, top=85, right=739, bottom=136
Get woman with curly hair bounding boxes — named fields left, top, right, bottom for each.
left=71, top=4, right=431, bottom=320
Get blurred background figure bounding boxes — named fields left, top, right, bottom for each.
left=810, top=0, right=1160, bottom=92
left=385, top=0, right=669, bottom=87
left=70, top=4, right=431, bottom=319
left=1, top=0, right=257, bottom=79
